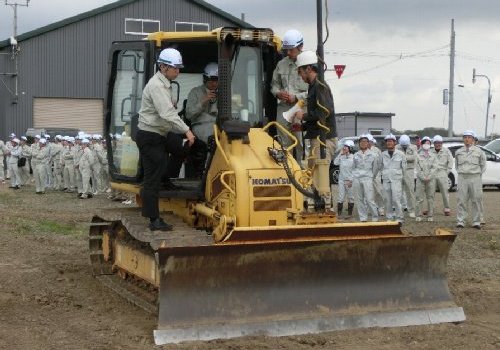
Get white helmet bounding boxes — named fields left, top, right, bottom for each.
left=203, top=62, right=218, bottom=80
left=296, top=50, right=317, bottom=67
left=384, top=134, right=397, bottom=141
left=399, top=134, right=410, bottom=146
left=158, top=48, right=184, bottom=68
left=39, top=138, right=47, bottom=145
left=344, top=140, right=355, bottom=148
left=463, top=130, right=475, bottom=137
left=433, top=135, right=443, bottom=143
left=358, top=134, right=370, bottom=141
left=368, top=134, right=376, bottom=144
left=421, top=136, right=432, bottom=144
left=282, top=29, right=304, bottom=50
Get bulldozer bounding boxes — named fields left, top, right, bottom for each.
left=89, top=26, right=465, bottom=345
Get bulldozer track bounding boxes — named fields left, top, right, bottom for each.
left=89, top=207, right=212, bottom=315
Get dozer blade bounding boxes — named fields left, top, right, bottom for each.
left=154, top=224, right=464, bottom=345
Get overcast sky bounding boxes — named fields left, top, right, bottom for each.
left=1, top=0, right=499, bottom=136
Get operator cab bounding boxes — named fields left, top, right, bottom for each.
left=105, top=28, right=279, bottom=198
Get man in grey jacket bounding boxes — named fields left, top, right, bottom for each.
left=136, top=48, right=195, bottom=231
left=186, top=62, right=218, bottom=143
left=380, top=134, right=406, bottom=223
left=455, top=130, right=486, bottom=229
left=431, top=135, right=454, bottom=216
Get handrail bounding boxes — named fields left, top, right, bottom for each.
left=220, top=170, right=235, bottom=195
left=213, top=124, right=230, bottom=165
left=263, top=121, right=298, bottom=152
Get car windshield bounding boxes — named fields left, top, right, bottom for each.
left=484, top=139, right=500, bottom=154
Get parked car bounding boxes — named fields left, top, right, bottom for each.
left=445, top=143, right=500, bottom=189
left=484, top=138, right=500, bottom=155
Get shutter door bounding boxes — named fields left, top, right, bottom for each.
left=33, top=98, right=104, bottom=133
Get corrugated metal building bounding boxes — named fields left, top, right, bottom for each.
left=0, top=0, right=248, bottom=140
left=335, top=112, right=394, bottom=137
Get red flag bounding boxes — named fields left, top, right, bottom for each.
left=334, top=65, right=346, bottom=79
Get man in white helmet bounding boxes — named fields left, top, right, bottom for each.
left=186, top=62, right=219, bottom=143
left=294, top=50, right=338, bottom=168
left=415, top=136, right=437, bottom=222
left=367, top=134, right=384, bottom=216
left=455, top=130, right=486, bottom=229
left=333, top=139, right=355, bottom=218
left=136, top=47, right=195, bottom=231
left=6, top=138, right=22, bottom=189
left=431, top=135, right=453, bottom=216
left=32, top=138, right=50, bottom=194
left=396, top=134, right=418, bottom=218
left=352, top=134, right=380, bottom=222
left=380, top=134, right=406, bottom=223
left=271, top=29, right=308, bottom=162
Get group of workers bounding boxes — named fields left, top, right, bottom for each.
left=4, top=28, right=483, bottom=233
left=334, top=131, right=486, bottom=229
left=0, top=132, right=110, bottom=198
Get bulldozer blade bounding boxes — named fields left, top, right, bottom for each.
left=154, top=233, right=464, bottom=345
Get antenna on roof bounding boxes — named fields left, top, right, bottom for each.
left=3, top=0, right=30, bottom=102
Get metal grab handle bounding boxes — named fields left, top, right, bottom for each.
left=263, top=121, right=298, bottom=152
left=220, top=170, right=235, bottom=195
left=213, top=124, right=230, bottom=165
left=315, top=121, right=330, bottom=147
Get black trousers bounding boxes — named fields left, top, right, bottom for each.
left=135, top=129, right=207, bottom=219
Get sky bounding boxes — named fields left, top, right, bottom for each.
left=1, top=0, right=499, bottom=136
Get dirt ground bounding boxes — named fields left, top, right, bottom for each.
left=0, top=182, right=499, bottom=350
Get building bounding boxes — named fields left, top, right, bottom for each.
left=336, top=112, right=394, bottom=137
left=0, top=0, right=248, bottom=140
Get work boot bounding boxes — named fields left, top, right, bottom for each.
left=149, top=217, right=173, bottom=231
left=337, top=202, right=343, bottom=216
left=347, top=203, right=354, bottom=218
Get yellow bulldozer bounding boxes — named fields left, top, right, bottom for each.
left=89, top=26, right=464, bottom=345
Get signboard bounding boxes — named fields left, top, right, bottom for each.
left=334, top=65, right=346, bottom=79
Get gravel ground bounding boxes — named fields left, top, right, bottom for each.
left=0, top=182, right=498, bottom=350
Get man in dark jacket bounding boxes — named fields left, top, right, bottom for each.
left=293, top=50, right=337, bottom=169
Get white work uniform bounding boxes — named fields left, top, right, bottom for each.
left=32, top=145, right=50, bottom=193
left=415, top=149, right=437, bottom=219
left=73, top=145, right=84, bottom=194
left=185, top=84, right=218, bottom=143
left=78, top=146, right=95, bottom=195
left=431, top=147, right=453, bottom=211
left=51, top=142, right=64, bottom=190
left=455, top=145, right=486, bottom=226
left=333, top=152, right=354, bottom=204
left=7, top=145, right=22, bottom=187
left=90, top=142, right=103, bottom=193
left=370, top=145, right=385, bottom=214
left=352, top=149, right=380, bottom=222
left=270, top=56, right=308, bottom=162
left=396, top=144, right=418, bottom=215
left=380, top=149, right=407, bottom=222
left=62, top=145, right=76, bottom=191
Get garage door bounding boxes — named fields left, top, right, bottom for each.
left=33, top=98, right=104, bottom=134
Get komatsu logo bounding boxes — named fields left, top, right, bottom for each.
left=251, top=177, right=291, bottom=186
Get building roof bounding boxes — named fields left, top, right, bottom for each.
left=336, top=112, right=395, bottom=118
left=0, top=0, right=251, bottom=49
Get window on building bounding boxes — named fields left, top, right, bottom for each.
left=368, top=129, right=383, bottom=135
left=175, top=21, right=210, bottom=32
left=125, top=18, right=160, bottom=35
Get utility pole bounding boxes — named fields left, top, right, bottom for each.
left=473, top=68, right=492, bottom=139
left=447, top=19, right=455, bottom=137
left=2, top=0, right=30, bottom=102
left=5, top=0, right=30, bottom=38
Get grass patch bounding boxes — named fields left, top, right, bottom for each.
left=2, top=217, right=84, bottom=236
